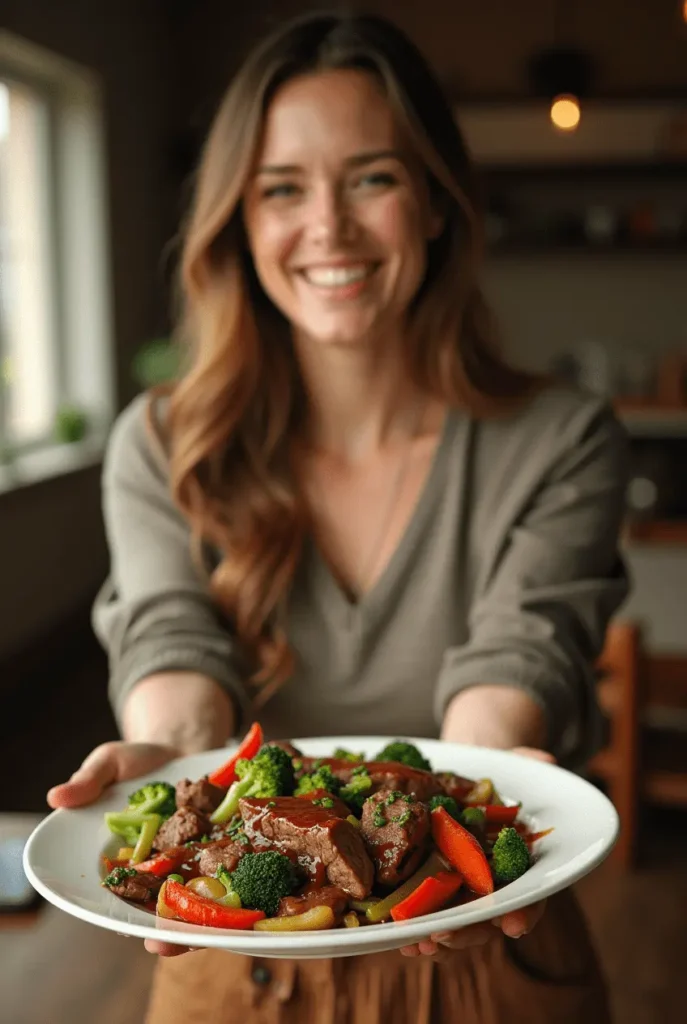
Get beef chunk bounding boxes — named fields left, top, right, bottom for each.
left=295, top=789, right=351, bottom=820
left=435, top=771, right=475, bottom=802
left=278, top=885, right=349, bottom=922
left=108, top=871, right=163, bottom=903
left=239, top=796, right=374, bottom=900
left=364, top=764, right=444, bottom=803
left=297, top=759, right=443, bottom=803
left=297, top=756, right=363, bottom=779
left=196, top=838, right=246, bottom=876
left=175, top=778, right=225, bottom=815
left=360, top=788, right=430, bottom=887
left=153, top=806, right=210, bottom=851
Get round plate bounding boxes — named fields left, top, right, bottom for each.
left=23, top=737, right=618, bottom=958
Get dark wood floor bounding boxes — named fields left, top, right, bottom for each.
left=2, top=626, right=686, bottom=1023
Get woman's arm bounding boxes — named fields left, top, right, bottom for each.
left=441, top=684, right=546, bottom=750
left=94, top=395, right=251, bottom=735
left=121, top=671, right=236, bottom=754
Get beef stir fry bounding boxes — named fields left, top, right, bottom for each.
left=101, top=724, right=552, bottom=932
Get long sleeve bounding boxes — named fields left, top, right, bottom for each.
left=92, top=394, right=252, bottom=732
left=434, top=398, right=630, bottom=766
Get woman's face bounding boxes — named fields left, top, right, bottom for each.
left=242, top=68, right=442, bottom=350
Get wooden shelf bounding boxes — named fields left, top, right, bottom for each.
left=615, top=403, right=687, bottom=437
left=488, top=241, right=687, bottom=258
left=624, top=520, right=687, bottom=545
left=480, top=161, right=687, bottom=183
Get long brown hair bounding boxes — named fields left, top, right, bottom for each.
left=159, top=11, right=538, bottom=700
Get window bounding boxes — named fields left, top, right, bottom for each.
left=0, top=31, right=114, bottom=471
left=0, top=77, right=60, bottom=446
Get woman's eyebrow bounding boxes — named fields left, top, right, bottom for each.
left=256, top=149, right=405, bottom=176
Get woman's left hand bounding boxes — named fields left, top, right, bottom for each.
left=399, top=746, right=555, bottom=962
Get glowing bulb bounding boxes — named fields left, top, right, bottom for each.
left=683, top=0, right=687, bottom=23
left=550, top=93, right=581, bottom=132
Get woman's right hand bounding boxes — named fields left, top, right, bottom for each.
left=47, top=740, right=179, bottom=810
left=47, top=740, right=191, bottom=957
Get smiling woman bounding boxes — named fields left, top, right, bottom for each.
left=49, top=9, right=628, bottom=1024
left=242, top=70, right=444, bottom=351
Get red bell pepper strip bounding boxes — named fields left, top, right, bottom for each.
left=523, top=827, right=554, bottom=846
left=133, top=847, right=192, bottom=877
left=161, top=879, right=265, bottom=929
left=431, top=807, right=494, bottom=896
left=390, top=871, right=464, bottom=922
left=207, top=721, right=263, bottom=788
left=481, top=804, right=520, bottom=825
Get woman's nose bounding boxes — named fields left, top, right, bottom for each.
left=309, top=186, right=353, bottom=246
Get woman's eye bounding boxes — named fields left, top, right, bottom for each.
left=355, top=171, right=397, bottom=190
left=262, top=182, right=299, bottom=199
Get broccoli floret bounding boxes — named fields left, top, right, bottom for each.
left=127, top=781, right=176, bottom=819
left=104, top=781, right=174, bottom=849
left=375, top=741, right=432, bottom=772
left=102, top=866, right=138, bottom=888
left=429, top=794, right=461, bottom=820
left=229, top=851, right=298, bottom=916
left=333, top=747, right=364, bottom=763
left=339, top=766, right=373, bottom=813
left=491, top=826, right=530, bottom=886
left=294, top=764, right=343, bottom=798
left=210, top=745, right=295, bottom=824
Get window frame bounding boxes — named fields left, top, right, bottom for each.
left=0, top=30, right=115, bottom=481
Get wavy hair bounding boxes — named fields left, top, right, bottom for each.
left=156, top=11, right=539, bottom=702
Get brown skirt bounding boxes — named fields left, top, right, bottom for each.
left=145, top=888, right=611, bottom=1024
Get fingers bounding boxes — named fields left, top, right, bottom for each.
left=403, top=899, right=548, bottom=960
left=144, top=939, right=192, bottom=957
left=511, top=747, right=556, bottom=764
left=47, top=744, right=121, bottom=809
left=401, top=922, right=496, bottom=959
left=498, top=898, right=547, bottom=939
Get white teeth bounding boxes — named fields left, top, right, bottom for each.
left=303, top=265, right=371, bottom=287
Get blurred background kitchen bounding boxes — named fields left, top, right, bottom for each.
left=0, top=1, right=686, bottom=1021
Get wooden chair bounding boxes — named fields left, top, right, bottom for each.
left=588, top=619, right=687, bottom=867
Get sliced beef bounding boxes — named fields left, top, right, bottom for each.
left=435, top=771, right=475, bottom=802
left=278, top=885, right=349, bottom=922
left=297, top=759, right=443, bottom=803
left=364, top=763, right=444, bottom=803
left=107, top=870, right=163, bottom=903
left=239, top=796, right=374, bottom=900
left=153, top=806, right=210, bottom=851
left=296, top=789, right=351, bottom=820
left=360, top=788, right=431, bottom=887
left=297, top=756, right=363, bottom=779
left=196, top=837, right=246, bottom=876
left=175, top=777, right=225, bottom=815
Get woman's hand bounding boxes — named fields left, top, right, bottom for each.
left=47, top=740, right=190, bottom=958
left=399, top=746, right=555, bottom=962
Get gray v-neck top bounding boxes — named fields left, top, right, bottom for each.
left=93, top=386, right=629, bottom=767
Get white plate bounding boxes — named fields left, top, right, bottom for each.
left=23, top=737, right=618, bottom=958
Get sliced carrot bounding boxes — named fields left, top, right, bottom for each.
left=431, top=807, right=494, bottom=895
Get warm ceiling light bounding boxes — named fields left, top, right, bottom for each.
left=550, top=93, right=581, bottom=132
left=683, top=0, right=687, bottom=22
